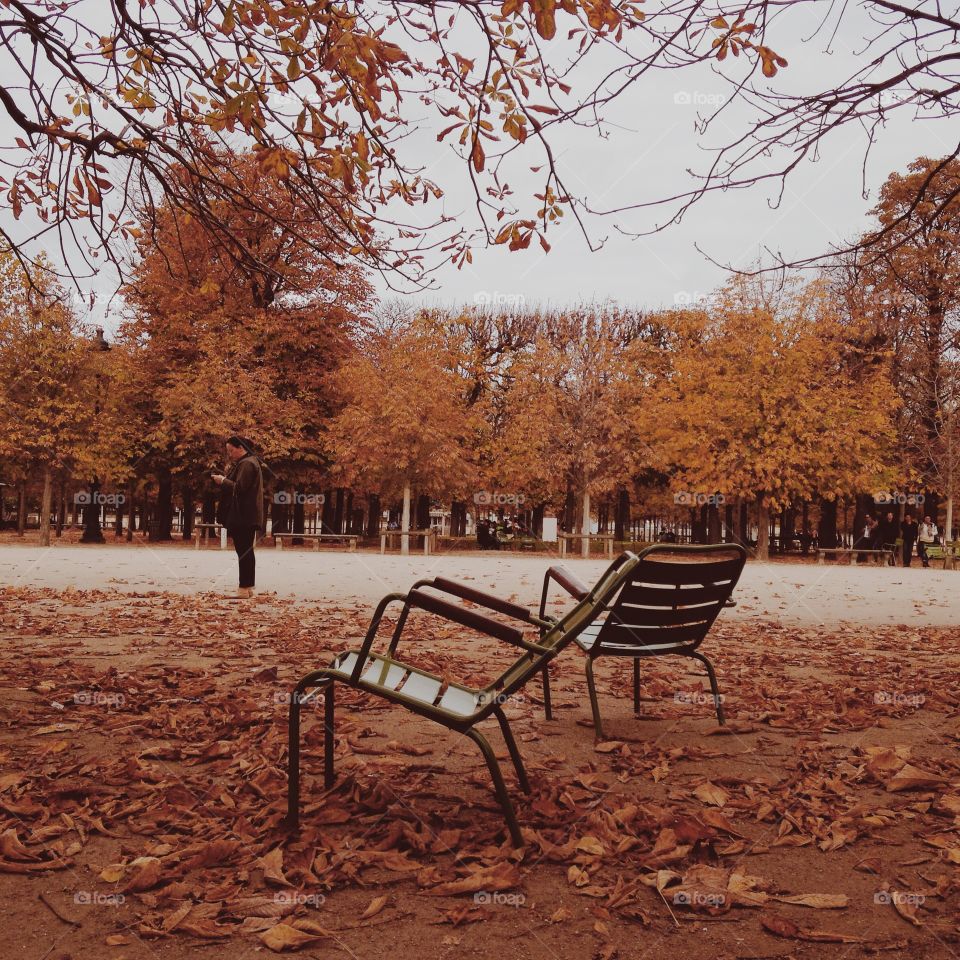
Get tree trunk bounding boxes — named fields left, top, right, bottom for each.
left=756, top=495, right=770, bottom=560
left=126, top=483, right=136, bottom=541
left=334, top=487, right=345, bottom=534
left=55, top=478, right=66, bottom=538
left=723, top=503, right=734, bottom=543
left=114, top=487, right=124, bottom=537
left=153, top=469, right=173, bottom=541
left=563, top=483, right=575, bottom=534
left=293, top=489, right=305, bottom=545
left=615, top=487, right=629, bottom=542
left=707, top=503, right=721, bottom=543
left=533, top=503, right=545, bottom=539
left=39, top=465, right=52, bottom=546
left=818, top=497, right=838, bottom=549
left=581, top=487, right=591, bottom=558
left=181, top=484, right=194, bottom=540
left=367, top=494, right=381, bottom=537
left=272, top=490, right=289, bottom=536
left=17, top=481, right=26, bottom=536
left=401, top=481, right=411, bottom=555
left=321, top=488, right=334, bottom=533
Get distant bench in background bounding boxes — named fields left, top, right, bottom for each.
left=274, top=533, right=358, bottom=552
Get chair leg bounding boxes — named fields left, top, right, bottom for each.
left=689, top=652, right=725, bottom=725
left=464, top=728, right=524, bottom=848
left=633, top=659, right=641, bottom=715
left=585, top=657, right=605, bottom=739
left=287, top=679, right=336, bottom=830
left=541, top=664, right=552, bottom=720
left=287, top=686, right=303, bottom=829
left=324, top=681, right=336, bottom=789
left=494, top=707, right=530, bottom=793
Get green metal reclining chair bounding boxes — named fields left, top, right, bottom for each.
left=537, top=543, right=746, bottom=738
left=286, top=545, right=744, bottom=847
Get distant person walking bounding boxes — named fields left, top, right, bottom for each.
left=918, top=515, right=939, bottom=568
left=877, top=511, right=899, bottom=565
left=213, top=436, right=264, bottom=598
left=856, top=513, right=877, bottom=562
left=900, top=514, right=918, bottom=567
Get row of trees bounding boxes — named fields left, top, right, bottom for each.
left=1, top=156, right=958, bottom=558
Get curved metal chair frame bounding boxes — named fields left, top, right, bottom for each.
left=286, top=545, right=744, bottom=846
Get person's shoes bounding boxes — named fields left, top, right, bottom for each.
left=227, top=587, right=254, bottom=599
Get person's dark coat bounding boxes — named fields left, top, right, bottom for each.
left=217, top=454, right=264, bottom=530
left=877, top=516, right=899, bottom=546
left=901, top=518, right=918, bottom=545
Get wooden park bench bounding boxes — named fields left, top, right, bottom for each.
left=816, top=547, right=895, bottom=566
left=193, top=523, right=226, bottom=550
left=380, top=529, right=436, bottom=556
left=558, top=532, right=615, bottom=559
left=274, top=532, right=358, bottom=552
left=925, top=542, right=959, bottom=570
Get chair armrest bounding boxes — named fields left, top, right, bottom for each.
left=539, top=565, right=590, bottom=619
left=407, top=589, right=550, bottom=653
left=349, top=592, right=409, bottom=683
left=421, top=576, right=536, bottom=624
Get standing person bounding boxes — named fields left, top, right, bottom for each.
left=856, top=513, right=876, bottom=563
left=213, top=436, right=264, bottom=598
left=917, top=515, right=940, bottom=568
left=900, top=513, right=919, bottom=567
left=878, top=510, right=898, bottom=565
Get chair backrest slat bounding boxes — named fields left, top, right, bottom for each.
left=593, top=545, right=745, bottom=654
left=621, top=555, right=744, bottom=585
left=612, top=603, right=717, bottom=627
left=595, top=620, right=712, bottom=647
left=619, top=581, right=733, bottom=608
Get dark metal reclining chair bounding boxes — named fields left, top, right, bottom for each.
left=286, top=552, right=639, bottom=847
left=286, top=545, right=744, bottom=846
left=538, top=543, right=746, bottom=738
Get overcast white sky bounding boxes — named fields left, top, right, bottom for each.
left=1, top=2, right=954, bottom=331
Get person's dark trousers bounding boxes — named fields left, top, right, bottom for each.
left=903, top=539, right=915, bottom=567
left=231, top=526, right=257, bottom=588
left=918, top=542, right=930, bottom=567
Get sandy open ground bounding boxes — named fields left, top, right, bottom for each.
left=2, top=541, right=960, bottom=960
left=0, top=541, right=957, bottom=627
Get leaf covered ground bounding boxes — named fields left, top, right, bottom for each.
left=1, top=586, right=959, bottom=959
